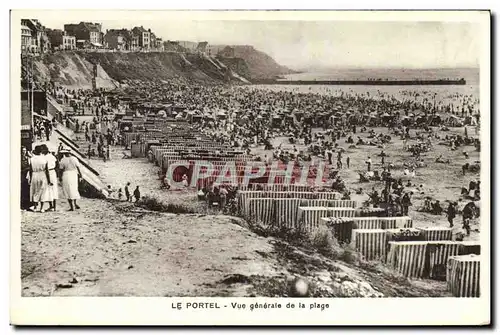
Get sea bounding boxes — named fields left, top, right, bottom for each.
left=250, top=67, right=480, bottom=111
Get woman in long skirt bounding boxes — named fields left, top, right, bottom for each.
left=59, top=149, right=82, bottom=211
left=20, top=146, right=31, bottom=210
left=29, top=145, right=53, bottom=212
left=42, top=145, right=59, bottom=211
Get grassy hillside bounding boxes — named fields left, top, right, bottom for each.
left=33, top=51, right=243, bottom=88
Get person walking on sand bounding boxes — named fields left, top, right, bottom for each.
left=401, top=192, right=412, bottom=216
left=125, top=182, right=131, bottom=201
left=219, top=186, right=228, bottom=209
left=29, top=145, right=52, bottom=212
left=42, top=145, right=59, bottom=211
left=346, top=156, right=350, bottom=169
left=366, top=156, right=372, bottom=172
left=59, top=149, right=82, bottom=211
left=106, top=145, right=110, bottom=161
left=446, top=201, right=456, bottom=228
left=133, top=186, right=141, bottom=202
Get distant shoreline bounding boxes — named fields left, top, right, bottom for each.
left=254, top=78, right=467, bottom=86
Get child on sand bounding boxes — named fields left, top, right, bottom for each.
left=125, top=182, right=131, bottom=201
left=133, top=186, right=141, bottom=202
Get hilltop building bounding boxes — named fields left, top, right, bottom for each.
left=21, top=19, right=51, bottom=54
left=46, top=29, right=76, bottom=51
left=64, top=22, right=103, bottom=48
left=21, top=23, right=32, bottom=54
left=131, top=26, right=151, bottom=50
left=104, top=29, right=131, bottom=51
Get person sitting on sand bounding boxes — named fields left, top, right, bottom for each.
left=462, top=163, right=469, bottom=176
left=118, top=188, right=123, bottom=200
left=474, top=188, right=480, bottom=200
left=197, top=188, right=206, bottom=201
left=435, top=154, right=450, bottom=164
left=422, top=197, right=432, bottom=213
left=162, top=175, right=171, bottom=190
left=106, top=185, right=114, bottom=197
left=341, top=190, right=351, bottom=200
left=432, top=200, right=443, bottom=215
left=181, top=174, right=189, bottom=188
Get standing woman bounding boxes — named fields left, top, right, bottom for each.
left=59, top=149, right=82, bottom=211
left=29, top=145, right=53, bottom=212
left=41, top=145, right=59, bottom=211
left=20, top=146, right=31, bottom=210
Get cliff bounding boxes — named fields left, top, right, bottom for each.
left=33, top=51, right=119, bottom=89
left=215, top=56, right=252, bottom=80
left=215, top=45, right=296, bottom=80
left=31, top=47, right=292, bottom=88
left=32, top=51, right=248, bottom=88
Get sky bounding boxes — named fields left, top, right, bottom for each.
left=31, top=15, right=481, bottom=70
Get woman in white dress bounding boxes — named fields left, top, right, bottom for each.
left=29, top=145, right=53, bottom=212
left=59, top=149, right=82, bottom=211
left=41, top=144, right=59, bottom=211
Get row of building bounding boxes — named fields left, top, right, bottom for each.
left=21, top=18, right=236, bottom=57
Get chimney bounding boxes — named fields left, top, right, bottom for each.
left=148, top=28, right=151, bottom=33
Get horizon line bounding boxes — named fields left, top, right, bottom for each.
left=288, top=65, right=480, bottom=71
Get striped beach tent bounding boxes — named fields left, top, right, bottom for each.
left=296, top=206, right=334, bottom=231
left=447, top=254, right=480, bottom=297
left=458, top=241, right=481, bottom=255
left=247, top=198, right=276, bottom=225
left=351, top=229, right=387, bottom=261
left=417, top=227, right=453, bottom=241
left=427, top=241, right=462, bottom=280
left=273, top=198, right=304, bottom=229
left=388, top=241, right=428, bottom=278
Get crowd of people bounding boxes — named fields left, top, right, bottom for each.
left=75, top=116, right=121, bottom=161
left=22, top=76, right=481, bottom=237
left=32, top=115, right=56, bottom=142
left=43, top=81, right=116, bottom=117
